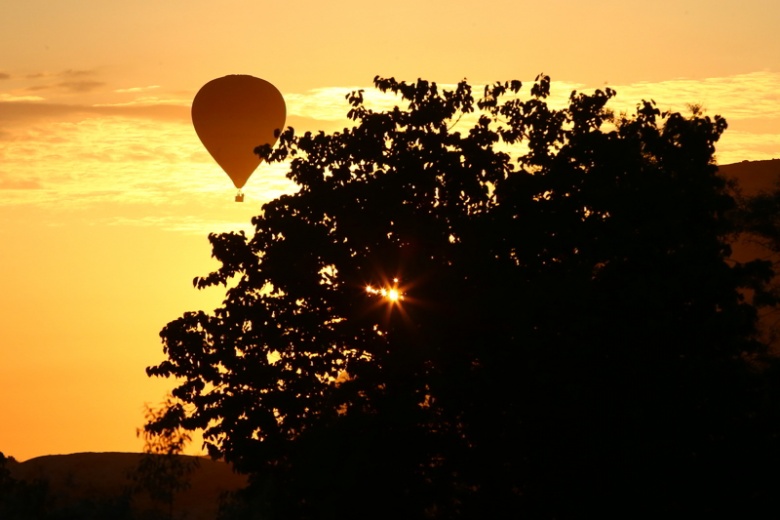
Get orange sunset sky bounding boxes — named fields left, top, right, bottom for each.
left=1, top=0, right=779, bottom=461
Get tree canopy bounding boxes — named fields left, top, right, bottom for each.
left=147, top=75, right=780, bottom=518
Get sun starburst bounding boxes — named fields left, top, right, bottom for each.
left=366, top=277, right=405, bottom=303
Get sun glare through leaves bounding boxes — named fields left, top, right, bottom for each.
left=366, top=277, right=405, bottom=303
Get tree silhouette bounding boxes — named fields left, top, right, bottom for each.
left=148, top=75, right=780, bottom=518
left=733, top=182, right=780, bottom=345
left=132, top=398, right=199, bottom=519
left=0, top=452, right=50, bottom=519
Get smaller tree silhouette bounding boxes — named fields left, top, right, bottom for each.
left=132, top=397, right=199, bottom=520
left=0, top=452, right=52, bottom=519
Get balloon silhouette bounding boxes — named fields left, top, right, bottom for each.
left=191, top=75, right=286, bottom=201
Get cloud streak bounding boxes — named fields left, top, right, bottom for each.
left=0, top=101, right=190, bottom=129
left=0, top=93, right=45, bottom=103
left=0, top=111, right=296, bottom=237
left=604, top=71, right=780, bottom=121
left=25, top=69, right=97, bottom=80
left=0, top=178, right=43, bottom=190
left=114, top=85, right=161, bottom=94
left=284, top=72, right=780, bottom=128
left=26, top=80, right=105, bottom=93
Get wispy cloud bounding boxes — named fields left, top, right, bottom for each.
left=93, top=95, right=190, bottom=108
left=59, top=80, right=105, bottom=93
left=0, top=69, right=106, bottom=105
left=0, top=178, right=43, bottom=190
left=0, top=113, right=295, bottom=213
left=25, top=69, right=96, bottom=80
left=0, top=101, right=190, bottom=129
left=603, top=71, right=780, bottom=120
left=0, top=93, right=45, bottom=102
left=286, top=86, right=389, bottom=121
left=114, top=85, right=161, bottom=94
left=26, top=80, right=105, bottom=93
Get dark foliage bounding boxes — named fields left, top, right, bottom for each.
left=148, top=75, right=780, bottom=518
left=46, top=494, right=134, bottom=520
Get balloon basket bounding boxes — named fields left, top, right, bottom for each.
left=235, top=190, right=244, bottom=202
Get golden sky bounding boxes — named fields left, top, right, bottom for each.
left=1, top=0, right=778, bottom=461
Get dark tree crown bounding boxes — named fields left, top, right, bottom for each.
left=148, top=75, right=779, bottom=519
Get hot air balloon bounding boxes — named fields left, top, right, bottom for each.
left=191, top=75, right=286, bottom=201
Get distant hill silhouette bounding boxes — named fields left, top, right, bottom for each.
left=718, top=158, right=780, bottom=197
left=8, top=452, right=247, bottom=520
left=720, top=159, right=780, bottom=264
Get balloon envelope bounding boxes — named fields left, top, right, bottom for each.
left=191, top=75, right=286, bottom=189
